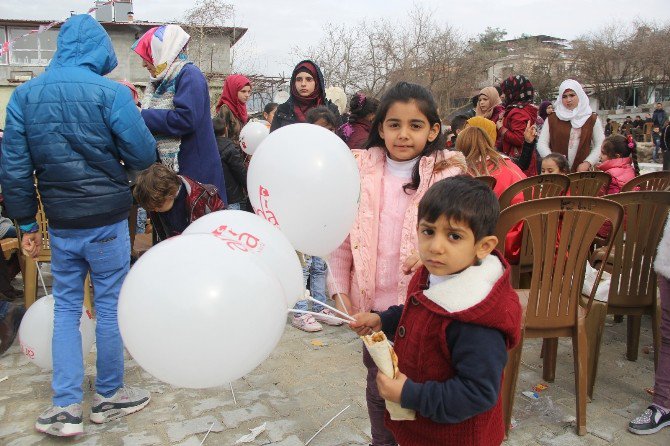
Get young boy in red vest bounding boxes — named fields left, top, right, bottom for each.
left=351, top=175, right=522, bottom=446
left=133, top=163, right=225, bottom=241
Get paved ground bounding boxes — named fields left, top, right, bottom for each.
left=1, top=272, right=669, bottom=445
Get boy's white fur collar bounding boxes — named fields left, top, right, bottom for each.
left=424, top=254, right=504, bottom=313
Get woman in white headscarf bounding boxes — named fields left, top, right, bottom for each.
left=537, top=79, right=605, bottom=172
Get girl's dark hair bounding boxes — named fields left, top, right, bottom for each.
left=264, top=102, right=278, bottom=114
left=348, top=92, right=379, bottom=122
left=305, top=105, right=338, bottom=128
left=542, top=153, right=570, bottom=174
left=602, top=135, right=640, bottom=176
left=365, top=82, right=445, bottom=193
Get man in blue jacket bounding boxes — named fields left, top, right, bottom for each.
left=0, top=15, right=156, bottom=437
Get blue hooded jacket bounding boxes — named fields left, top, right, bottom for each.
left=0, top=14, right=156, bottom=229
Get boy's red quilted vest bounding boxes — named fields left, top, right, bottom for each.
left=180, top=175, right=225, bottom=223
left=386, top=252, right=521, bottom=446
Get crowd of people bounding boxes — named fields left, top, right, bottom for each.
left=0, top=13, right=669, bottom=444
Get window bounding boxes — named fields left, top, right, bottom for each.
left=0, top=26, right=7, bottom=65
left=9, top=26, right=58, bottom=66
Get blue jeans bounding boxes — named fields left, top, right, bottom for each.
left=653, top=135, right=661, bottom=161
left=0, top=300, right=9, bottom=319
left=50, top=219, right=130, bottom=406
left=294, top=255, right=327, bottom=313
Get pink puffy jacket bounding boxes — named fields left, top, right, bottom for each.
left=327, top=147, right=467, bottom=313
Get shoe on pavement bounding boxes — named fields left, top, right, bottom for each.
left=291, top=314, right=322, bottom=332
left=90, top=386, right=151, bottom=424
left=0, top=303, right=25, bottom=355
left=35, top=403, right=84, bottom=437
left=313, top=309, right=345, bottom=326
left=629, top=404, right=670, bottom=435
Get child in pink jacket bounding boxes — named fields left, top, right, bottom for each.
left=328, top=82, right=466, bottom=446
left=597, top=134, right=639, bottom=237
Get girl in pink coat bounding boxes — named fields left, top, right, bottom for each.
left=597, top=134, right=639, bottom=237
left=328, top=82, right=466, bottom=446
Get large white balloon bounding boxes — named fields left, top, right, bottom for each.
left=118, top=234, right=286, bottom=389
left=239, top=121, right=270, bottom=155
left=247, top=123, right=360, bottom=257
left=18, top=295, right=96, bottom=370
left=183, top=210, right=304, bottom=306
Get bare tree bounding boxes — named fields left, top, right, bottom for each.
left=180, top=0, right=234, bottom=74
left=297, top=4, right=487, bottom=116
left=573, top=21, right=670, bottom=108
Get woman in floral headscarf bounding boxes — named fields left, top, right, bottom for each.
left=215, top=74, right=251, bottom=145
left=337, top=92, right=379, bottom=150
left=132, top=24, right=226, bottom=201
left=496, top=75, right=539, bottom=176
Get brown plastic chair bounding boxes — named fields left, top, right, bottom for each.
left=498, top=174, right=569, bottom=211
left=498, top=196, right=623, bottom=437
left=1, top=237, right=20, bottom=261
left=585, top=191, right=670, bottom=399
left=498, top=174, right=570, bottom=287
left=475, top=175, right=497, bottom=190
left=18, top=191, right=92, bottom=311
left=610, top=121, right=620, bottom=134
left=621, top=171, right=670, bottom=192
left=566, top=171, right=611, bottom=196
left=643, top=122, right=653, bottom=142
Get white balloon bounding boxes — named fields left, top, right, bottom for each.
left=247, top=123, right=360, bottom=257
left=18, top=295, right=96, bottom=370
left=118, top=234, right=286, bottom=389
left=239, top=121, right=270, bottom=155
left=183, top=210, right=304, bottom=306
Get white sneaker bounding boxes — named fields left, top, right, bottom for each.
left=35, top=403, right=83, bottom=437
left=313, top=309, right=345, bottom=326
left=291, top=314, right=323, bottom=332
left=90, top=387, right=150, bottom=424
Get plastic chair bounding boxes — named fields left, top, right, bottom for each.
left=475, top=175, right=497, bottom=190
left=498, top=196, right=623, bottom=437
left=498, top=174, right=570, bottom=287
left=18, top=192, right=92, bottom=310
left=585, top=191, right=670, bottom=399
left=621, top=171, right=670, bottom=192
left=610, top=121, right=620, bottom=135
left=566, top=171, right=611, bottom=197
left=1, top=237, right=20, bottom=261
left=643, top=122, right=653, bottom=143
left=498, top=174, right=569, bottom=211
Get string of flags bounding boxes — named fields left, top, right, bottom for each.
left=0, top=1, right=117, bottom=58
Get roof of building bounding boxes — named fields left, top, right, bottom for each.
left=0, top=18, right=247, bottom=46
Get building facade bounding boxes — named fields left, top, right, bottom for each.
left=0, top=16, right=246, bottom=126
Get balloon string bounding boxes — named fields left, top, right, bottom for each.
left=304, top=405, right=351, bottom=446
left=229, top=382, right=237, bottom=405
left=324, top=259, right=351, bottom=316
left=35, top=261, right=48, bottom=296
left=288, top=309, right=351, bottom=325
left=305, top=295, right=355, bottom=322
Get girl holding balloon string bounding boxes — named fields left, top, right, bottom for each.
left=328, top=82, right=467, bottom=446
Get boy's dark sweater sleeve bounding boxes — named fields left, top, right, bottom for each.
left=400, top=321, right=507, bottom=423
left=376, top=305, right=404, bottom=340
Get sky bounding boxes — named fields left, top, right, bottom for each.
left=1, top=0, right=669, bottom=76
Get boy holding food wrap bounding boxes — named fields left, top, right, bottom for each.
left=350, top=175, right=522, bottom=445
